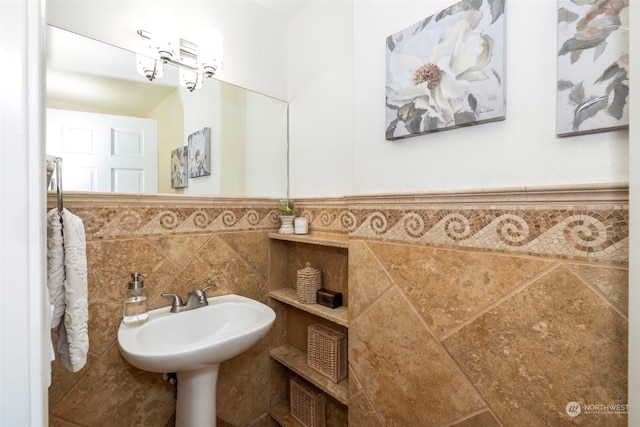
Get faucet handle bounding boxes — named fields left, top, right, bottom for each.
left=161, top=293, right=185, bottom=313
left=200, top=284, right=217, bottom=294
left=195, top=284, right=217, bottom=303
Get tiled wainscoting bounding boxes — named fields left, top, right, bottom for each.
left=48, top=184, right=628, bottom=426
left=48, top=196, right=279, bottom=427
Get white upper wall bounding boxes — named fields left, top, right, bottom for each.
left=46, top=0, right=288, bottom=100
left=352, top=0, right=628, bottom=194
left=287, top=0, right=354, bottom=197
left=288, top=0, right=629, bottom=196
left=48, top=0, right=630, bottom=197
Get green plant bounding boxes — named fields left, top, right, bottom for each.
left=279, top=199, right=294, bottom=214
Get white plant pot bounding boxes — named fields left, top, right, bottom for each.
left=279, top=215, right=295, bottom=234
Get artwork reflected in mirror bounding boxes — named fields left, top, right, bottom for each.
left=188, top=127, right=211, bottom=178
left=171, top=146, right=188, bottom=189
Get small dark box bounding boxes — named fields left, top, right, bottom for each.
left=316, top=289, right=342, bottom=309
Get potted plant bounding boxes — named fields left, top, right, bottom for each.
left=278, top=199, right=295, bottom=234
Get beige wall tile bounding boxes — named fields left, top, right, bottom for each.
left=51, top=192, right=628, bottom=427
left=86, top=238, right=181, bottom=354
left=52, top=343, right=174, bottom=426
left=48, top=331, right=98, bottom=410
left=268, top=359, right=288, bottom=413
left=444, top=265, right=628, bottom=426
left=367, top=240, right=552, bottom=337
left=54, top=225, right=272, bottom=426
left=219, top=231, right=271, bottom=280
left=146, top=234, right=212, bottom=267
left=167, top=234, right=267, bottom=303
left=349, top=287, right=485, bottom=426
left=568, top=263, right=628, bottom=317
left=450, top=410, right=501, bottom=426
left=218, top=336, right=270, bottom=425
left=50, top=417, right=82, bottom=427
left=348, top=390, right=383, bottom=427
left=348, top=240, right=394, bottom=321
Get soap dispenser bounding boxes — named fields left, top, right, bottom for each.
left=123, top=272, right=149, bottom=326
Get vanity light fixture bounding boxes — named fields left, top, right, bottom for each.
left=135, top=24, right=222, bottom=92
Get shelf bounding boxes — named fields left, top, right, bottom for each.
left=270, top=344, right=349, bottom=406
left=268, top=231, right=349, bottom=248
left=269, top=401, right=303, bottom=427
left=270, top=287, right=349, bottom=327
left=269, top=229, right=350, bottom=421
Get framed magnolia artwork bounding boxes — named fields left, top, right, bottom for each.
left=385, top=0, right=506, bottom=140
left=556, top=0, right=629, bottom=136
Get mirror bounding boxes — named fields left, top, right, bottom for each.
left=46, top=25, right=288, bottom=198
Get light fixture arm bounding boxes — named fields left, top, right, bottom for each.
left=147, top=59, right=159, bottom=81
left=137, top=30, right=199, bottom=60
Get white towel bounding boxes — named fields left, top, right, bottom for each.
left=47, top=208, right=89, bottom=372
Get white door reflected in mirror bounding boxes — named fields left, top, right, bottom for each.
left=47, top=108, right=158, bottom=193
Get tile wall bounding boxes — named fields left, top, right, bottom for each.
left=48, top=184, right=628, bottom=426
left=48, top=196, right=279, bottom=427
left=296, top=185, right=628, bottom=427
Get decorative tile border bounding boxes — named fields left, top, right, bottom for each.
left=51, top=184, right=629, bottom=263
left=299, top=206, right=628, bottom=263
left=53, top=205, right=281, bottom=239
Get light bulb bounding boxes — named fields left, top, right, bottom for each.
left=136, top=52, right=164, bottom=81
left=179, top=69, right=203, bottom=92
left=197, top=27, right=223, bottom=77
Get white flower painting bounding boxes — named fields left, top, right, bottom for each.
left=171, top=146, right=188, bottom=189
left=557, top=0, right=629, bottom=136
left=385, top=0, right=505, bottom=140
left=188, top=127, right=211, bottom=178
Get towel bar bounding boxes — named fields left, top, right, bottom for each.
left=54, top=157, right=63, bottom=212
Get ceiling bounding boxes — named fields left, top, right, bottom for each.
left=253, top=0, right=313, bottom=20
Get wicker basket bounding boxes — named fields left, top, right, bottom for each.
left=307, top=323, right=347, bottom=383
left=297, top=262, right=322, bottom=304
left=290, top=376, right=326, bottom=427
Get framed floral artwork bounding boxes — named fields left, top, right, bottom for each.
left=556, top=0, right=629, bottom=136
left=170, top=146, right=188, bottom=189
left=188, top=127, right=211, bottom=177
left=385, top=0, right=506, bottom=140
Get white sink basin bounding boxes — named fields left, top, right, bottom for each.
left=118, top=293, right=275, bottom=373
left=117, top=293, right=275, bottom=427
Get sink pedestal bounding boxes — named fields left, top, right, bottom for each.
left=118, top=294, right=275, bottom=427
left=176, top=364, right=220, bottom=427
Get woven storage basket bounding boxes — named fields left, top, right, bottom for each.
left=297, top=262, right=322, bottom=304
left=290, top=376, right=326, bottom=427
left=307, top=323, right=347, bottom=383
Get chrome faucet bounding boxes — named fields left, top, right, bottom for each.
left=161, top=285, right=217, bottom=313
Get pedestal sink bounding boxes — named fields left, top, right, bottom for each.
left=117, top=293, right=275, bottom=427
